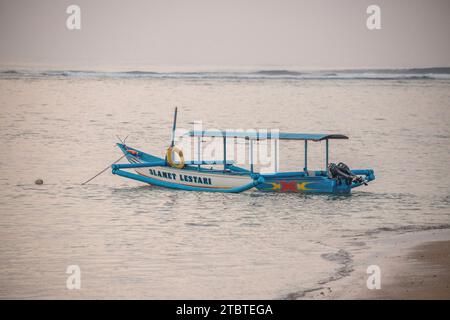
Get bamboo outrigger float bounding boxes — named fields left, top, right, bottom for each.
left=111, top=109, right=375, bottom=194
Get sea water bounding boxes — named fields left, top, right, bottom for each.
left=0, top=68, right=449, bottom=298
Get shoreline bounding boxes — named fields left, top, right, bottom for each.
left=302, top=228, right=450, bottom=300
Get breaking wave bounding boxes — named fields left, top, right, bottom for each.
left=1, top=67, right=450, bottom=80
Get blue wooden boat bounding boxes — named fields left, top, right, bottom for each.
left=111, top=110, right=375, bottom=194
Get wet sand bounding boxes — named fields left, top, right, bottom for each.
left=356, top=240, right=450, bottom=299
left=303, top=229, right=450, bottom=300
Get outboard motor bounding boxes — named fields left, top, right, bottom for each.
left=328, top=162, right=366, bottom=185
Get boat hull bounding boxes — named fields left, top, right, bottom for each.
left=133, top=164, right=254, bottom=190
left=113, top=148, right=255, bottom=192
left=112, top=144, right=373, bottom=194
left=257, top=173, right=352, bottom=194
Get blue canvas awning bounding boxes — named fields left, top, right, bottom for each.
left=184, top=130, right=348, bottom=141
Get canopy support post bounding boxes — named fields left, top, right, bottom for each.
left=274, top=139, right=278, bottom=173
left=197, top=136, right=201, bottom=171
left=304, top=140, right=308, bottom=172
left=250, top=139, right=254, bottom=174
left=223, top=136, right=227, bottom=171
left=325, top=139, right=329, bottom=172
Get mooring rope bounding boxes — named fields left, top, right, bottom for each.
left=81, top=154, right=126, bottom=185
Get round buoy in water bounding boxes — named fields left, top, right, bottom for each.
left=35, top=179, right=43, bottom=185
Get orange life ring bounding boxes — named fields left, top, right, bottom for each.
left=166, top=146, right=185, bottom=169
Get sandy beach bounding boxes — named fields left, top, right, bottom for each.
left=304, top=228, right=450, bottom=300
left=363, top=240, right=450, bottom=299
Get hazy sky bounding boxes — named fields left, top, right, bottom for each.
left=0, top=0, right=449, bottom=69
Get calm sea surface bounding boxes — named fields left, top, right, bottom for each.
left=0, top=71, right=449, bottom=298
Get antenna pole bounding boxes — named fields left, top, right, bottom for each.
left=170, top=107, right=178, bottom=147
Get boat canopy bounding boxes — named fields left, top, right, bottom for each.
left=184, top=130, right=348, bottom=141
